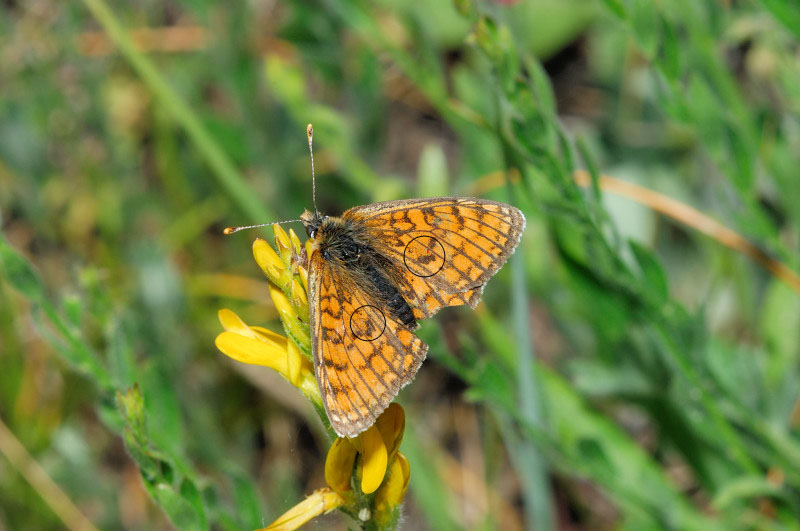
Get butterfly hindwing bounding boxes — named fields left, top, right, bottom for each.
left=308, top=251, right=428, bottom=437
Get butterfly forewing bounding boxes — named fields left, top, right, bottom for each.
left=308, top=251, right=428, bottom=437
left=344, top=197, right=525, bottom=318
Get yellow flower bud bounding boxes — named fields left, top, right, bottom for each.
left=373, top=453, right=411, bottom=528
left=353, top=425, right=388, bottom=495
left=325, top=437, right=357, bottom=494
left=253, top=238, right=291, bottom=291
left=288, top=228, right=303, bottom=254
left=296, top=263, right=309, bottom=294
left=290, top=278, right=309, bottom=319
left=273, top=223, right=293, bottom=265
left=258, top=487, right=344, bottom=531
left=269, top=283, right=311, bottom=355
left=375, top=403, right=405, bottom=463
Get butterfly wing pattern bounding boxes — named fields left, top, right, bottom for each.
left=308, top=251, right=428, bottom=437
left=346, top=198, right=526, bottom=319
left=305, top=197, right=525, bottom=437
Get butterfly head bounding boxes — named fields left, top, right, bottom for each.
left=300, top=209, right=327, bottom=240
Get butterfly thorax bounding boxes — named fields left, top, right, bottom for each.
left=301, top=210, right=417, bottom=329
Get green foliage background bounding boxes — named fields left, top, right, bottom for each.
left=1, top=0, right=800, bottom=529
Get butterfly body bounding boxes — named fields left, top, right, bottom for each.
left=301, top=210, right=417, bottom=329
left=301, top=198, right=525, bottom=437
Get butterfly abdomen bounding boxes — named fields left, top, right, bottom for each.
left=362, top=260, right=417, bottom=328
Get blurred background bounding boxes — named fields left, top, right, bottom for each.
left=2, top=0, right=800, bottom=529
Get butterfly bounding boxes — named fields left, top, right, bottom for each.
left=227, top=126, right=525, bottom=438
left=300, top=197, right=525, bottom=437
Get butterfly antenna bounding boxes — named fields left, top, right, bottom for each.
left=223, top=219, right=302, bottom=235
left=226, top=124, right=317, bottom=236
left=307, top=123, right=319, bottom=216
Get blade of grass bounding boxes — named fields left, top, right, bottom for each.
left=758, top=0, right=800, bottom=47
left=79, top=0, right=272, bottom=223
left=507, top=202, right=554, bottom=530
left=0, top=417, right=99, bottom=531
left=532, top=366, right=725, bottom=529
left=573, top=171, right=800, bottom=295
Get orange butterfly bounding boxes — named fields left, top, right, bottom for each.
left=301, top=196, right=525, bottom=437
left=228, top=125, right=525, bottom=438
left=295, top=130, right=525, bottom=438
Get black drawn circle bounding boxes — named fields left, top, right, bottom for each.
left=403, top=235, right=445, bottom=277
left=349, top=305, right=386, bottom=342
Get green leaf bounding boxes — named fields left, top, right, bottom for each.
left=231, top=471, right=264, bottom=529
left=122, top=426, right=159, bottom=480
left=570, top=359, right=654, bottom=397
left=180, top=478, right=208, bottom=530
left=629, top=240, right=668, bottom=304
left=0, top=237, right=45, bottom=302
left=61, top=293, right=83, bottom=330
left=462, top=359, right=515, bottom=412
left=145, top=480, right=205, bottom=531
left=760, top=279, right=800, bottom=391
left=711, top=475, right=783, bottom=511
left=630, top=0, right=660, bottom=60
left=658, top=13, right=681, bottom=80
left=141, top=364, right=185, bottom=458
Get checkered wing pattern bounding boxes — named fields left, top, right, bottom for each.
left=308, top=251, right=428, bottom=437
left=344, top=197, right=525, bottom=319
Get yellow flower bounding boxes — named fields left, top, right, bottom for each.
left=215, top=309, right=320, bottom=408
left=218, top=225, right=412, bottom=530
left=256, top=488, right=344, bottom=531
left=259, top=404, right=410, bottom=530
left=215, top=308, right=288, bottom=370
left=268, top=282, right=311, bottom=355
left=216, top=223, right=319, bottom=407
left=324, top=404, right=409, bottom=496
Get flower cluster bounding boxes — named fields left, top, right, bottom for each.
left=216, top=225, right=410, bottom=530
